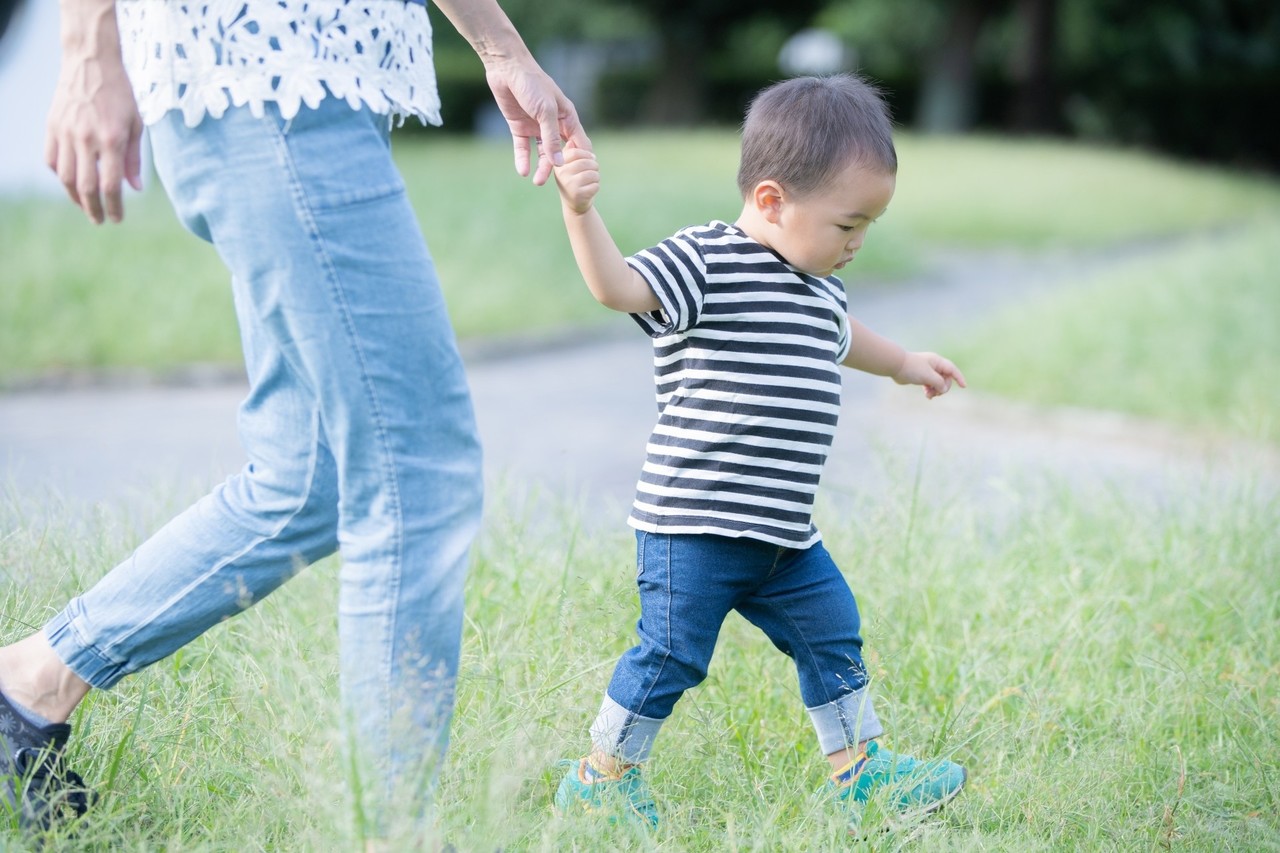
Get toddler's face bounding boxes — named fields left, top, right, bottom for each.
left=772, top=161, right=895, bottom=278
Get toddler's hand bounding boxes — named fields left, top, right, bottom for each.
left=895, top=352, right=967, bottom=399
left=553, top=137, right=600, bottom=215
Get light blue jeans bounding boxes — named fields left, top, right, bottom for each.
left=43, top=96, right=483, bottom=832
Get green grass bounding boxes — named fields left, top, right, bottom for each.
left=892, top=135, right=1280, bottom=247
left=5, top=131, right=1278, bottom=850
left=942, top=216, right=1280, bottom=444
left=2, top=478, right=1276, bottom=850
left=3, top=132, right=1278, bottom=381
left=0, top=194, right=240, bottom=379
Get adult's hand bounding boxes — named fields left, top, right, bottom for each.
left=44, top=0, right=142, bottom=224
left=484, top=56, right=581, bottom=187
left=431, top=0, right=582, bottom=187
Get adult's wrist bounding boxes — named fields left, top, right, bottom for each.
left=471, top=26, right=527, bottom=66
left=433, top=0, right=529, bottom=68
left=58, top=0, right=121, bottom=56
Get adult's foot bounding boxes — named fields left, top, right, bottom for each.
left=0, top=687, right=92, bottom=831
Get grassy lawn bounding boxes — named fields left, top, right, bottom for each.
left=3, top=132, right=1278, bottom=381
left=4, top=132, right=1278, bottom=851
left=3, top=479, right=1275, bottom=849
left=942, top=216, right=1280, bottom=444
left=891, top=134, right=1280, bottom=246
left=0, top=194, right=239, bottom=379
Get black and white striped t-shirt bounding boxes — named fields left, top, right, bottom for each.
left=625, top=220, right=852, bottom=548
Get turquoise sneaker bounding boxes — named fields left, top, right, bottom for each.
left=553, top=757, right=659, bottom=829
left=826, top=740, right=965, bottom=827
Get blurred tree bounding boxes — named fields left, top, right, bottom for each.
left=820, top=0, right=1015, bottom=132
left=1007, top=0, right=1058, bottom=132
left=426, top=0, right=1278, bottom=167
left=428, top=0, right=652, bottom=129
left=486, top=0, right=646, bottom=45
left=915, top=0, right=1014, bottom=132
left=822, top=0, right=1278, bottom=166
left=431, top=0, right=825, bottom=127
left=524, top=0, right=848, bottom=122
left=619, top=0, right=826, bottom=124
left=1058, top=0, right=1279, bottom=165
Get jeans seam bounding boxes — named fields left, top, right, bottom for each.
left=632, top=533, right=673, bottom=718
left=267, top=114, right=405, bottom=771
left=766, top=544, right=785, bottom=579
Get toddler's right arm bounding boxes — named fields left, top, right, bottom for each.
left=554, top=140, right=660, bottom=314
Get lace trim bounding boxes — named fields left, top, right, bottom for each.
left=117, top=0, right=442, bottom=127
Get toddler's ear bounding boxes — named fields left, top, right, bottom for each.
left=751, top=180, right=785, bottom=223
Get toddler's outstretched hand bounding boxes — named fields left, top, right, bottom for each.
left=895, top=352, right=967, bottom=399
left=553, top=137, right=600, bottom=215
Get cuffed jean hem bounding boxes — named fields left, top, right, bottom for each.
left=44, top=606, right=125, bottom=690
left=807, top=687, right=884, bottom=755
left=590, top=695, right=664, bottom=765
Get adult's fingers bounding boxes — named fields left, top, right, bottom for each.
left=53, top=136, right=81, bottom=213
left=75, top=132, right=106, bottom=224
left=558, top=105, right=585, bottom=151
left=536, top=115, right=564, bottom=168
left=512, top=131, right=532, bottom=179
left=49, top=119, right=143, bottom=224
left=125, top=119, right=144, bottom=191
left=528, top=122, right=559, bottom=187
left=100, top=147, right=125, bottom=224
left=43, top=121, right=59, bottom=179
left=529, top=100, right=584, bottom=186
left=564, top=127, right=592, bottom=153
left=103, top=119, right=144, bottom=222
left=529, top=144, right=554, bottom=187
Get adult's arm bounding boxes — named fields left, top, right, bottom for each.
left=44, top=0, right=143, bottom=224
left=431, top=0, right=581, bottom=186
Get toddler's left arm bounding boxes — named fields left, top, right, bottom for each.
left=841, top=314, right=967, bottom=399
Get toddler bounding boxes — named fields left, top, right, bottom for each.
left=550, top=73, right=968, bottom=832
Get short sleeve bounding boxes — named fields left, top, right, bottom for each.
left=626, top=229, right=707, bottom=337
left=835, top=310, right=852, bottom=363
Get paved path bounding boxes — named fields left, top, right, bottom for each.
left=2, top=248, right=1274, bottom=528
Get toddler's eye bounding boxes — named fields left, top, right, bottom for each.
left=838, top=225, right=855, bottom=232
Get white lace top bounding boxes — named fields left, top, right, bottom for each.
left=117, top=0, right=442, bottom=127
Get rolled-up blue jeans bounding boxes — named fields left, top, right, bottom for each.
left=591, top=531, right=884, bottom=763
left=42, top=96, right=483, bottom=831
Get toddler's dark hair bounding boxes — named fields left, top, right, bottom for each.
left=737, top=73, right=896, bottom=199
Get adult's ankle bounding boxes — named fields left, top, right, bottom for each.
left=0, top=633, right=90, bottom=724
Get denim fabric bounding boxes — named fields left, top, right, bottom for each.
left=43, top=96, right=483, bottom=830
left=592, top=531, right=882, bottom=763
